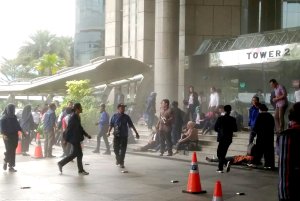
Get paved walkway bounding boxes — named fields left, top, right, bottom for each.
left=0, top=135, right=279, bottom=201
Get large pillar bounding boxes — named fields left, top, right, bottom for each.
left=241, top=0, right=259, bottom=34
left=154, top=0, right=179, bottom=107
left=260, top=0, right=281, bottom=32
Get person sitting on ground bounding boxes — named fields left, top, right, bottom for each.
left=134, top=131, right=160, bottom=152
left=202, top=111, right=219, bottom=135
left=174, top=121, right=198, bottom=154
left=195, top=107, right=205, bottom=129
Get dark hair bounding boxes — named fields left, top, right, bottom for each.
left=259, top=104, right=268, bottom=112
left=66, top=107, right=73, bottom=114
left=73, top=103, right=82, bottom=111
left=269, top=79, right=277, bottom=84
left=171, top=101, right=178, bottom=107
left=288, top=102, right=300, bottom=123
left=252, top=96, right=259, bottom=102
left=224, top=105, right=232, bottom=114
left=162, top=99, right=169, bottom=106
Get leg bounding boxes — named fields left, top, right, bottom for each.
left=102, top=133, right=111, bottom=153
left=274, top=107, right=280, bottom=133
left=279, top=106, right=287, bottom=133
left=159, top=131, right=166, bottom=155
left=217, top=141, right=231, bottom=171
left=58, top=143, right=79, bottom=168
left=76, top=144, right=84, bottom=172
left=44, top=132, right=49, bottom=157
left=7, top=139, right=18, bottom=167
left=48, top=131, right=55, bottom=156
left=119, top=137, right=128, bottom=166
left=94, top=131, right=101, bottom=152
left=113, top=137, right=121, bottom=164
left=165, top=131, right=173, bottom=155
left=263, top=143, right=275, bottom=168
left=249, top=130, right=256, bottom=144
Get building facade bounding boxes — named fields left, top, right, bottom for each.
left=103, top=0, right=300, bottom=114
left=74, top=0, right=105, bottom=66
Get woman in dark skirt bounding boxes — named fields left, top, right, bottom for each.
left=20, top=105, right=35, bottom=156
left=1, top=104, right=22, bottom=172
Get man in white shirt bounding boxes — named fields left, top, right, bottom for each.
left=208, top=87, right=219, bottom=111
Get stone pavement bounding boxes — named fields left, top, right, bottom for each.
left=0, top=137, right=279, bottom=201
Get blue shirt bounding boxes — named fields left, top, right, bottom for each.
left=110, top=113, right=134, bottom=137
left=248, top=106, right=259, bottom=129
left=98, top=111, right=109, bottom=130
left=43, top=109, right=56, bottom=131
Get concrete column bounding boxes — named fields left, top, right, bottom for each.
left=260, top=0, right=281, bottom=32
left=240, top=0, right=259, bottom=34
left=105, top=0, right=123, bottom=56
left=154, top=0, right=179, bottom=107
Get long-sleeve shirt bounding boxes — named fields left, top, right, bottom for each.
left=214, top=114, right=237, bottom=142
left=248, top=105, right=259, bottom=129
left=209, top=92, right=219, bottom=108
left=98, top=111, right=109, bottom=130
left=43, top=109, right=56, bottom=131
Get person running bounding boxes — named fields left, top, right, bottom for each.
left=58, top=103, right=91, bottom=175
left=107, top=103, right=139, bottom=168
left=93, top=103, right=111, bottom=155
left=214, top=105, right=237, bottom=173
left=1, top=104, right=22, bottom=172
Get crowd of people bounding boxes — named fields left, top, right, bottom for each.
left=1, top=78, right=300, bottom=201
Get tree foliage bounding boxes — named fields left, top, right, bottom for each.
left=35, top=54, right=65, bottom=76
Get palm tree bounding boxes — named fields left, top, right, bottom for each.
left=35, top=54, right=65, bottom=76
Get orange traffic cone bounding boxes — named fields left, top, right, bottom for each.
left=182, top=152, right=207, bottom=194
left=212, top=181, right=223, bottom=201
left=16, top=131, right=22, bottom=154
left=33, top=133, right=43, bottom=159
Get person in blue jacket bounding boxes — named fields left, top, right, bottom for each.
left=248, top=96, right=260, bottom=144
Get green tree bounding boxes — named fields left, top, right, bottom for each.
left=61, top=80, right=98, bottom=135
left=35, top=54, right=65, bottom=76
left=0, top=58, right=36, bottom=80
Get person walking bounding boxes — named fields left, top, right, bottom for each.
left=43, top=103, right=57, bottom=158
left=187, top=86, right=199, bottom=121
left=251, top=104, right=275, bottom=169
left=208, top=86, right=219, bottom=112
left=58, top=103, right=91, bottom=175
left=156, top=99, right=174, bottom=156
left=278, top=102, right=300, bottom=201
left=20, top=105, right=35, bottom=156
left=145, top=92, right=157, bottom=130
left=269, top=79, right=288, bottom=133
left=107, top=103, right=139, bottom=168
left=93, top=103, right=111, bottom=155
left=1, top=104, right=22, bottom=172
left=214, top=105, right=237, bottom=173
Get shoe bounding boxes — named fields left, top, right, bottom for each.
left=247, top=164, right=257, bottom=168
left=8, top=167, right=17, bottom=172
left=3, top=162, right=7, bottom=170
left=159, top=153, right=163, bottom=156
left=120, top=164, right=125, bottom=168
left=216, top=170, right=224, bottom=173
left=78, top=170, right=89, bottom=175
left=57, top=163, right=63, bottom=173
left=226, top=161, right=231, bottom=172
left=92, top=150, right=100, bottom=153
left=22, top=153, right=30, bottom=156
left=263, top=166, right=273, bottom=170
left=116, top=160, right=120, bottom=166
left=102, top=151, right=111, bottom=155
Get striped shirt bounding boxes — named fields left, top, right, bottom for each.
left=278, top=126, right=300, bottom=200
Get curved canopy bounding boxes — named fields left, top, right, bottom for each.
left=0, top=57, right=150, bottom=95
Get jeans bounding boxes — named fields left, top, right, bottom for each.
left=96, top=128, right=110, bottom=152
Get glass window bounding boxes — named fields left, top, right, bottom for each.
left=282, top=1, right=300, bottom=28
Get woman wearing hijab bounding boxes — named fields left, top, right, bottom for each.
left=20, top=105, right=35, bottom=156
left=1, top=104, right=22, bottom=172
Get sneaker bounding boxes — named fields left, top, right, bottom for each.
left=102, top=151, right=111, bottom=155
left=247, top=164, right=257, bottom=168
left=22, top=153, right=30, bottom=156
left=8, top=167, right=17, bottom=172
left=92, top=150, right=100, bottom=153
left=57, top=163, right=63, bottom=173
left=78, top=170, right=89, bottom=175
left=226, top=161, right=231, bottom=172
left=120, top=164, right=125, bottom=168
left=216, top=170, right=224, bottom=173
left=263, top=166, right=273, bottom=170
left=3, top=162, right=7, bottom=171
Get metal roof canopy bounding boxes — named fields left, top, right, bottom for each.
left=0, top=57, right=150, bottom=96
